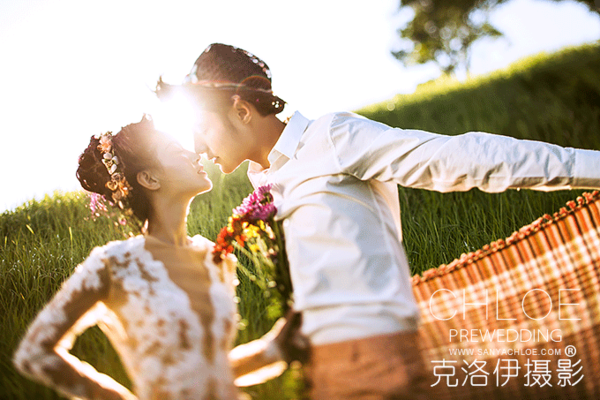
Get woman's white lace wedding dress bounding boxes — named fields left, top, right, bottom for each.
left=14, top=234, right=239, bottom=400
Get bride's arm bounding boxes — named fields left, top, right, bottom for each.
left=13, top=247, right=137, bottom=400
left=228, top=311, right=308, bottom=386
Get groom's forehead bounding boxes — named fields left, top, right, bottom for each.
left=186, top=87, right=233, bottom=112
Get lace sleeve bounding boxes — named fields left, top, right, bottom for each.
left=13, top=246, right=137, bottom=400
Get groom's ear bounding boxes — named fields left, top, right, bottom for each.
left=231, top=95, right=252, bottom=124
left=137, top=170, right=161, bottom=191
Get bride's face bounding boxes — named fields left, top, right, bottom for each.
left=150, top=133, right=212, bottom=198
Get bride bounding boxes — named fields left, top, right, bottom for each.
left=13, top=116, right=294, bottom=400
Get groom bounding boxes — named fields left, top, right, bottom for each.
left=157, top=43, right=600, bottom=399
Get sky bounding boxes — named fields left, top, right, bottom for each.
left=1, top=0, right=599, bottom=212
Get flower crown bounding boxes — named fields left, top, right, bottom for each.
left=97, top=132, right=133, bottom=208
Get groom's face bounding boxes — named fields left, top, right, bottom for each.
left=192, top=107, right=247, bottom=174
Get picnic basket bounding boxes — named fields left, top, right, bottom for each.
left=413, top=191, right=600, bottom=399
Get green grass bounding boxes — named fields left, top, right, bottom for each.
left=2, top=42, right=599, bottom=399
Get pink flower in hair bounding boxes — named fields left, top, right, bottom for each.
left=98, top=133, right=112, bottom=153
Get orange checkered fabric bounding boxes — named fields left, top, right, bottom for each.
left=413, top=191, right=600, bottom=399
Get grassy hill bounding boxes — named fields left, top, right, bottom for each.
left=359, top=43, right=600, bottom=150
left=1, top=42, right=599, bottom=399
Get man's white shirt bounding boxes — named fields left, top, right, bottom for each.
left=248, top=111, right=600, bottom=345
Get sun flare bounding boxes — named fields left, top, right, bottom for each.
left=152, top=93, right=197, bottom=152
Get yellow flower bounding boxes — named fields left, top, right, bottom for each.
left=244, top=224, right=261, bottom=239
left=249, top=243, right=260, bottom=253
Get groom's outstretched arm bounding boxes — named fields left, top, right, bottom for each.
left=328, top=112, right=600, bottom=192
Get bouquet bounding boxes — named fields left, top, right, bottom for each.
left=213, top=185, right=293, bottom=312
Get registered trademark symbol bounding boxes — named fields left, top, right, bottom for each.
left=565, top=345, right=577, bottom=357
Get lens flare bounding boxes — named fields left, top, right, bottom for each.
left=152, top=92, right=197, bottom=152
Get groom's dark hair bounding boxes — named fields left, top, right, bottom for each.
left=156, top=43, right=285, bottom=116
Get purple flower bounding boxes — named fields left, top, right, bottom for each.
left=252, top=203, right=276, bottom=221
left=233, top=185, right=276, bottom=222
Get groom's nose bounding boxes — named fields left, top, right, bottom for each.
left=194, top=137, right=208, bottom=156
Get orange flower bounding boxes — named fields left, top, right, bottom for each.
left=105, top=173, right=132, bottom=204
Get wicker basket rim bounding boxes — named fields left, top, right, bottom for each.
left=411, top=190, right=600, bottom=286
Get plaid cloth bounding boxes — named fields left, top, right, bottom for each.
left=412, top=191, right=600, bottom=399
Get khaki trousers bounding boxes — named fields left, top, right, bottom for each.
left=304, top=330, right=430, bottom=400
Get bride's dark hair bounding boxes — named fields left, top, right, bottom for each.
left=77, top=116, right=160, bottom=225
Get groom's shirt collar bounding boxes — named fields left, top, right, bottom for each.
left=267, top=111, right=309, bottom=166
